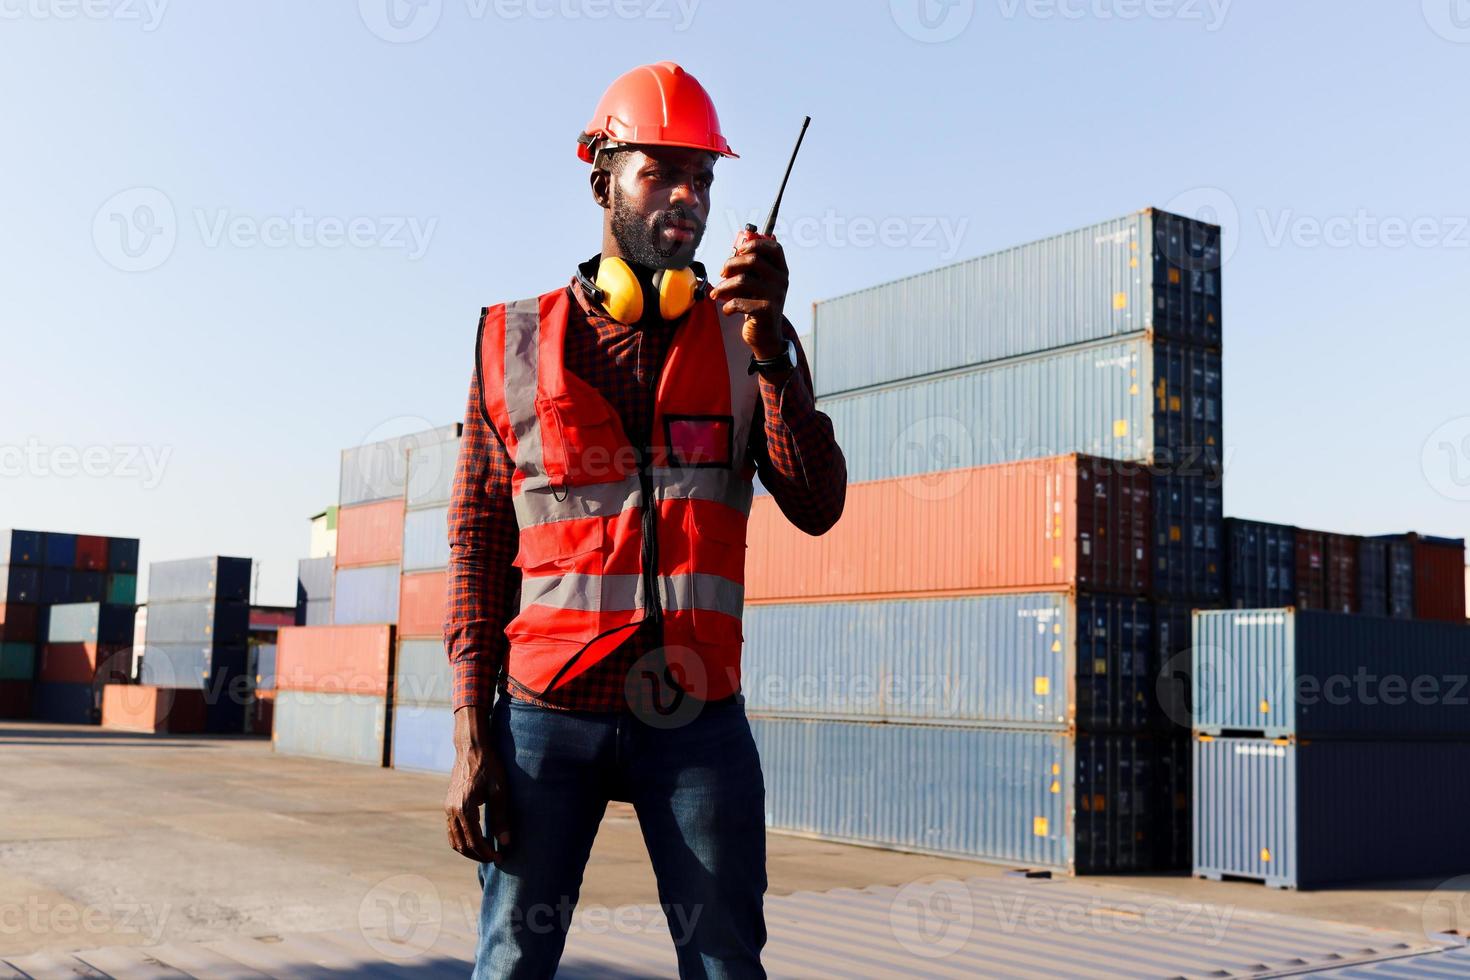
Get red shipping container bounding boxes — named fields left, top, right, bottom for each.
left=1295, top=530, right=1327, bottom=611
left=0, top=604, right=38, bottom=644
left=336, top=500, right=405, bottom=568
left=38, top=644, right=132, bottom=685
left=276, top=624, right=394, bottom=697
left=0, top=680, right=31, bottom=719
left=398, top=571, right=448, bottom=638
left=249, top=607, right=297, bottom=630
left=1411, top=534, right=1467, bottom=622
left=101, top=685, right=206, bottom=734
left=1324, top=533, right=1359, bottom=614
left=746, top=455, right=1151, bottom=603
left=74, top=535, right=108, bottom=571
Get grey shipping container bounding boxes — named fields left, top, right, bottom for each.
left=143, top=600, right=249, bottom=647
left=812, top=208, right=1221, bottom=398
left=742, top=593, right=1154, bottom=731
left=751, top=717, right=1162, bottom=873
left=296, top=556, right=335, bottom=605
left=44, top=603, right=136, bottom=645
left=1192, top=608, right=1470, bottom=737
left=148, top=557, right=252, bottom=603
left=392, top=702, right=455, bottom=774
left=139, top=643, right=248, bottom=694
left=820, top=334, right=1221, bottom=483
left=302, top=598, right=332, bottom=626
left=395, top=637, right=452, bottom=707
left=406, top=437, right=462, bottom=509
left=339, top=424, right=461, bottom=507
left=402, top=506, right=450, bottom=573
left=333, top=564, right=400, bottom=625
left=1194, top=736, right=1470, bottom=888
left=273, top=689, right=389, bottom=766
left=248, top=643, right=277, bottom=690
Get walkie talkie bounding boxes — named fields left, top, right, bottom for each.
left=732, top=115, right=811, bottom=254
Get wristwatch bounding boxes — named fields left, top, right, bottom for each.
left=748, top=339, right=797, bottom=378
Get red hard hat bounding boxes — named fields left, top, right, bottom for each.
left=577, top=62, right=737, bottom=163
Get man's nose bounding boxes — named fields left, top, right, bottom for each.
left=669, top=179, right=700, bottom=208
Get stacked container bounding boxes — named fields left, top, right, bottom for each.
left=1191, top=608, right=1470, bottom=887
left=274, top=624, right=395, bottom=765
left=744, top=209, right=1224, bottom=873
left=139, top=556, right=253, bottom=733
left=34, top=602, right=136, bottom=724
left=296, top=556, right=334, bottom=626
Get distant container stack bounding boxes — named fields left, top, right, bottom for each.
left=744, top=209, right=1223, bottom=873
left=273, top=624, right=395, bottom=765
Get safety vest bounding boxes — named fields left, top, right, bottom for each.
left=478, top=287, right=760, bottom=701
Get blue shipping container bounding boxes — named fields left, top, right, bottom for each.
left=0, top=566, right=39, bottom=603
left=32, top=681, right=98, bottom=724
left=333, top=565, right=400, bottom=625
left=273, top=689, right=388, bottom=766
left=1225, top=519, right=1296, bottom=609
left=40, top=569, right=70, bottom=604
left=0, top=530, right=44, bottom=566
left=43, top=533, right=77, bottom=569
left=300, top=598, right=332, bottom=627
left=391, top=702, right=456, bottom=774
left=107, top=537, right=140, bottom=573
left=395, top=638, right=452, bottom=707
left=401, top=507, right=450, bottom=573
left=68, top=571, right=104, bottom=603
left=406, top=437, right=462, bottom=509
left=1152, top=475, right=1222, bottom=602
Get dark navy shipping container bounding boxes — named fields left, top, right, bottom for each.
left=0, top=530, right=44, bottom=566
left=1324, top=533, right=1359, bottom=614
left=69, top=570, right=104, bottom=603
left=107, top=537, right=140, bottom=573
left=144, top=600, right=250, bottom=646
left=44, top=603, right=136, bottom=645
left=148, top=557, right=252, bottom=603
left=1357, top=537, right=1389, bottom=618
left=0, top=566, right=39, bottom=603
left=1225, top=519, right=1296, bottom=609
left=1294, top=530, right=1327, bottom=610
left=32, top=681, right=98, bottom=724
left=40, top=569, right=70, bottom=604
left=1152, top=734, right=1192, bottom=871
left=1151, top=475, right=1222, bottom=601
left=1195, top=736, right=1470, bottom=888
left=1375, top=534, right=1415, bottom=619
left=43, top=533, right=76, bottom=568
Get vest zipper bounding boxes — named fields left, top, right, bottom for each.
left=638, top=333, right=672, bottom=634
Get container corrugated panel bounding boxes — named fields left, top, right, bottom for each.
left=1294, top=531, right=1327, bottom=611
left=32, top=681, right=98, bottom=724
left=1225, top=519, right=1296, bottom=609
left=276, top=623, right=394, bottom=697
left=1411, top=534, right=1467, bottom=622
left=747, top=455, right=1148, bottom=602
left=297, top=556, right=334, bottom=604
left=138, top=643, right=247, bottom=692
left=0, top=566, right=39, bottom=603
left=391, top=702, right=455, bottom=774
left=249, top=643, right=277, bottom=690
left=0, top=530, right=44, bottom=566
left=1194, top=736, right=1470, bottom=888
left=1324, top=533, right=1359, bottom=614
left=74, top=535, right=108, bottom=571
left=336, top=499, right=406, bottom=568
left=273, top=689, right=388, bottom=766
left=1356, top=538, right=1388, bottom=617
left=44, top=603, right=136, bottom=645
left=0, top=643, right=36, bottom=681
left=37, top=643, right=131, bottom=685
left=402, top=506, right=450, bottom=572
left=1153, top=733, right=1192, bottom=870
left=339, top=424, right=462, bottom=507
left=1193, top=608, right=1470, bottom=737
left=302, top=598, right=332, bottom=626
left=332, top=564, right=400, bottom=625
left=1153, top=601, right=1194, bottom=732
left=143, top=600, right=249, bottom=646
left=811, top=208, right=1221, bottom=398
left=107, top=537, right=140, bottom=573
left=1382, top=535, right=1414, bottom=619
left=43, top=533, right=77, bottom=568
left=395, top=637, right=452, bottom=707
left=406, top=437, right=462, bottom=509
left=1151, top=475, right=1222, bottom=601
left=820, top=336, right=1222, bottom=482
left=147, top=557, right=252, bottom=603
left=398, top=571, right=447, bottom=638
left=0, top=604, right=38, bottom=643
left=105, top=573, right=137, bottom=605
left=741, top=594, right=1153, bottom=731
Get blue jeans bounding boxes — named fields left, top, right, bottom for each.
left=473, top=696, right=768, bottom=979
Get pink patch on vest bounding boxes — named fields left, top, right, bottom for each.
left=667, top=417, right=732, bottom=467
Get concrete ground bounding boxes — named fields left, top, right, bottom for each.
left=1, top=722, right=1464, bottom=974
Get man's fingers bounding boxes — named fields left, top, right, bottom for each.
left=458, top=806, right=501, bottom=863
left=485, top=784, right=513, bottom=850
left=737, top=236, right=788, bottom=269
left=720, top=297, right=771, bottom=318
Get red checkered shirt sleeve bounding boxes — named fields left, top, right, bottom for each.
left=445, top=361, right=520, bottom=711
left=749, top=321, right=847, bottom=535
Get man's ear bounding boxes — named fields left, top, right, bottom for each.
left=590, top=167, right=612, bottom=210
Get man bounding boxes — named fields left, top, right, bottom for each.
left=444, top=61, right=846, bottom=978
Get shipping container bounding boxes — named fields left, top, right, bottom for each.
left=1151, top=475, right=1222, bottom=601
left=339, top=424, right=461, bottom=507
left=0, top=603, right=38, bottom=643
left=101, top=684, right=206, bottom=734
left=391, top=702, right=455, bottom=774
left=0, top=565, right=39, bottom=603
left=819, top=336, right=1222, bottom=482
left=32, top=681, right=99, bottom=724
left=297, top=556, right=334, bottom=604
left=138, top=643, right=248, bottom=698
left=741, top=594, right=1153, bottom=731
left=39, top=569, right=70, bottom=604
left=74, top=535, right=108, bottom=571
left=406, top=437, right=462, bottom=509
left=1356, top=537, right=1389, bottom=618
left=747, top=455, right=1149, bottom=602
left=148, top=557, right=252, bottom=603
left=811, top=209, right=1221, bottom=398
left=0, top=530, right=44, bottom=566
left=1294, top=530, right=1327, bottom=611
left=336, top=499, right=406, bottom=568
left=402, top=506, right=450, bottom=572
left=1194, top=736, right=1470, bottom=888
left=0, top=680, right=32, bottom=718
left=1192, top=608, right=1470, bottom=737
left=248, top=643, right=277, bottom=693
left=302, top=599, right=332, bottom=626
left=37, top=643, right=131, bottom=685
left=1153, top=733, right=1192, bottom=871
left=751, top=717, right=1161, bottom=873
left=276, top=624, right=394, bottom=697
left=0, top=643, right=35, bottom=680
left=68, top=570, right=103, bottom=603
left=246, top=689, right=274, bottom=736
left=333, top=564, right=401, bottom=625
left=394, top=638, right=453, bottom=707
left=273, top=689, right=389, bottom=766
left=1323, top=533, right=1359, bottom=614
left=1152, top=601, right=1195, bottom=732
left=248, top=606, right=296, bottom=632
left=107, top=537, right=140, bottom=573
left=105, top=573, right=137, bottom=605
left=44, top=603, right=136, bottom=645
left=143, top=599, right=249, bottom=646
left=1225, top=519, right=1296, bottom=609
left=398, top=571, right=447, bottom=638
left=1411, top=534, right=1467, bottom=622
left=43, top=533, right=76, bottom=569
left=1383, top=535, right=1415, bottom=619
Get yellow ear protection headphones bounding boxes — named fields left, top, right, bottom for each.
left=577, top=256, right=709, bottom=323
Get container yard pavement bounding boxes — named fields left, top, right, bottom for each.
left=4, top=723, right=1469, bottom=978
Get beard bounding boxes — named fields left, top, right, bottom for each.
left=610, top=195, right=704, bottom=270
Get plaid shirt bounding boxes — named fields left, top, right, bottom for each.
left=446, top=277, right=846, bottom=712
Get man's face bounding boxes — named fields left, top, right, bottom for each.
left=600, top=146, right=716, bottom=270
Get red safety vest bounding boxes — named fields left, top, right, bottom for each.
left=478, top=287, right=760, bottom=701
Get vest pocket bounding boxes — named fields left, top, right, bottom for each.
left=537, top=392, right=634, bottom=487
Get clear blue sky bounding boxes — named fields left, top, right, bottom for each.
left=4, top=0, right=1469, bottom=605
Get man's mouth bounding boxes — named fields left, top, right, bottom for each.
left=656, top=214, right=701, bottom=245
